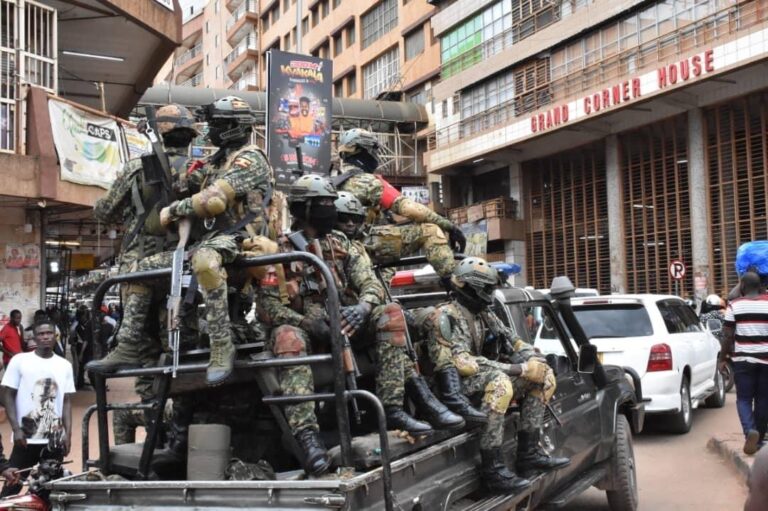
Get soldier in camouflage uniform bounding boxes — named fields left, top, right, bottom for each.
left=258, top=176, right=463, bottom=476
left=334, top=129, right=466, bottom=281
left=423, top=257, right=570, bottom=494
left=88, top=104, right=199, bottom=393
left=157, top=96, right=277, bottom=387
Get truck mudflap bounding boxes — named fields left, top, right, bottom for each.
left=50, top=431, right=548, bottom=511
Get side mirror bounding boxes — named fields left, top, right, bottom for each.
left=549, top=276, right=576, bottom=299
left=578, top=344, right=598, bottom=374
left=706, top=318, right=723, bottom=333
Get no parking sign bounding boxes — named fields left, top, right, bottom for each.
left=669, top=260, right=686, bottom=280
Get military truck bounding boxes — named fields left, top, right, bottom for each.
left=47, top=254, right=644, bottom=511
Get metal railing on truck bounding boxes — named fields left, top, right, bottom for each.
left=86, top=252, right=397, bottom=511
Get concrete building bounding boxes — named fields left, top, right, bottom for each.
left=0, top=0, right=180, bottom=319
left=427, top=0, right=768, bottom=302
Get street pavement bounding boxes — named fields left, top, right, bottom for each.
left=0, top=380, right=751, bottom=509
left=566, top=393, right=748, bottom=510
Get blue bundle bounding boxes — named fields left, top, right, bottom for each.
left=735, top=241, right=768, bottom=276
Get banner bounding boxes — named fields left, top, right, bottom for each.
left=461, top=220, right=488, bottom=258
left=123, top=125, right=152, bottom=161
left=266, top=50, right=332, bottom=188
left=48, top=98, right=124, bottom=189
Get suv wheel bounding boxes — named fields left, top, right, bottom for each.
left=704, top=367, right=726, bottom=408
left=667, top=376, right=692, bottom=434
left=606, top=415, right=638, bottom=511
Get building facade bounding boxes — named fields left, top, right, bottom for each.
left=428, top=0, right=768, bottom=303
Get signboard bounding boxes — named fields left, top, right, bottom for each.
left=266, top=50, right=333, bottom=188
left=401, top=186, right=430, bottom=205
left=48, top=98, right=124, bottom=189
left=669, top=260, right=686, bottom=280
left=154, top=0, right=174, bottom=11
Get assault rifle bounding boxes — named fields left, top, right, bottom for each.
left=167, top=218, right=191, bottom=377
left=287, top=230, right=362, bottom=424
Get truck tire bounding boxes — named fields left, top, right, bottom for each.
left=704, top=367, right=726, bottom=408
left=606, top=415, right=638, bottom=511
left=667, top=376, right=692, bottom=434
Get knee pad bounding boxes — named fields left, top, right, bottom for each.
left=421, top=223, right=448, bottom=250
left=483, top=375, right=514, bottom=414
left=273, top=326, right=307, bottom=357
left=375, top=303, right=407, bottom=347
left=191, top=248, right=226, bottom=290
left=530, top=368, right=557, bottom=403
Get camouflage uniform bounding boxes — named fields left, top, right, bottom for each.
left=113, top=401, right=174, bottom=445
left=338, top=164, right=457, bottom=278
left=424, top=301, right=555, bottom=450
left=258, top=230, right=389, bottom=434
left=93, top=148, right=191, bottom=398
left=155, top=144, right=276, bottom=385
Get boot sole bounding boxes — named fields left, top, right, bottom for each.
left=307, top=457, right=332, bottom=478
left=206, top=350, right=236, bottom=387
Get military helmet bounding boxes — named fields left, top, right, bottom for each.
left=334, top=191, right=365, bottom=217
left=338, top=128, right=380, bottom=158
left=198, top=96, right=257, bottom=125
left=155, top=104, right=199, bottom=136
left=451, top=257, right=500, bottom=304
left=288, top=174, right=338, bottom=203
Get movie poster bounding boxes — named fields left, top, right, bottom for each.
left=266, top=50, right=332, bottom=188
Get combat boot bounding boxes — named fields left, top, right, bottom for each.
left=516, top=430, right=570, bottom=474
left=405, top=375, right=465, bottom=431
left=206, top=339, right=235, bottom=386
left=436, top=367, right=488, bottom=425
left=385, top=406, right=433, bottom=436
left=480, top=449, right=531, bottom=494
left=86, top=341, right=142, bottom=374
left=295, top=428, right=331, bottom=477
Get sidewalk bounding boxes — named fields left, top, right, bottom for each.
left=707, top=432, right=755, bottom=483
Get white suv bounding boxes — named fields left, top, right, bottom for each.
left=535, top=295, right=725, bottom=433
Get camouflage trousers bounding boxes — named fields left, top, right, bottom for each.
left=364, top=223, right=456, bottom=278
left=112, top=401, right=174, bottom=445
left=371, top=303, right=412, bottom=408
left=461, top=359, right=546, bottom=450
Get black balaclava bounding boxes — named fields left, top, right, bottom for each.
left=343, top=151, right=379, bottom=173
left=290, top=200, right=337, bottom=236
left=451, top=283, right=488, bottom=314
left=162, top=129, right=195, bottom=150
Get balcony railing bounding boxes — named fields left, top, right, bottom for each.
left=180, top=73, right=203, bottom=88
left=232, top=71, right=258, bottom=90
left=175, top=43, right=202, bottom=67
left=224, top=34, right=258, bottom=66
left=226, top=0, right=258, bottom=32
left=430, top=0, right=768, bottom=151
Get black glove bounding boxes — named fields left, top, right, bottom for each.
left=300, top=318, right=331, bottom=343
left=448, top=225, right=467, bottom=253
left=340, top=302, right=372, bottom=336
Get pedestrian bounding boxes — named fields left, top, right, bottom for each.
left=722, top=271, right=768, bottom=454
left=0, top=319, right=75, bottom=497
left=0, top=310, right=24, bottom=367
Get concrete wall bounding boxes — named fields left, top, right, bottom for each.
left=0, top=207, right=42, bottom=326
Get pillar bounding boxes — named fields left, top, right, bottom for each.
left=688, top=108, right=711, bottom=305
left=606, top=135, right=627, bottom=293
left=506, top=161, right=527, bottom=286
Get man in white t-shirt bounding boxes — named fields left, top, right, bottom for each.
left=1, top=320, right=75, bottom=497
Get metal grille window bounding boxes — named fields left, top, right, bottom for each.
left=511, top=0, right=561, bottom=41
left=459, top=69, right=514, bottom=136
left=362, top=46, right=399, bottom=99
left=361, top=0, right=398, bottom=49
left=514, top=57, right=550, bottom=115
left=404, top=26, right=424, bottom=61
left=524, top=143, right=610, bottom=291
left=622, top=116, right=691, bottom=295
left=706, top=92, right=768, bottom=296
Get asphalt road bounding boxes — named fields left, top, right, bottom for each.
left=0, top=380, right=750, bottom=510
left=566, top=393, right=748, bottom=510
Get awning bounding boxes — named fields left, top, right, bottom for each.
left=140, top=85, right=430, bottom=127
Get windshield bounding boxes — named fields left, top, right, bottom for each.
left=573, top=304, right=654, bottom=338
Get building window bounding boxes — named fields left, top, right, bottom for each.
left=216, top=65, right=221, bottom=79
left=205, top=21, right=209, bottom=33
left=333, top=0, right=342, bottom=8
left=404, top=26, right=424, bottom=61
left=263, top=14, right=270, bottom=31
left=311, top=7, right=319, bottom=27
left=407, top=88, right=426, bottom=105
left=215, top=34, right=219, bottom=47
left=321, top=0, right=330, bottom=18
left=333, top=32, right=343, bottom=56
left=283, top=0, right=290, bottom=13
left=273, top=5, right=281, bottom=23
left=283, top=33, right=290, bottom=50
left=514, top=57, right=551, bottom=115
left=214, top=0, right=219, bottom=13
left=291, top=27, right=297, bottom=46
left=441, top=99, right=448, bottom=118
left=347, top=72, right=357, bottom=95
left=362, top=0, right=398, bottom=49
left=346, top=23, right=356, bottom=46
left=363, top=46, right=399, bottom=99
left=302, top=17, right=309, bottom=34
left=334, top=79, right=343, bottom=97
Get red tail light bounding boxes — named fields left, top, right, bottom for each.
left=647, top=343, right=673, bottom=372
